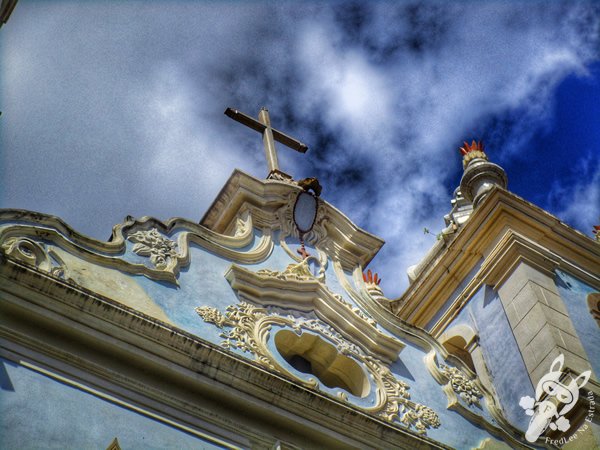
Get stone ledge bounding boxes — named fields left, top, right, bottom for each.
left=0, top=256, right=448, bottom=450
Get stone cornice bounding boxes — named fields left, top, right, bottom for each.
left=333, top=263, right=545, bottom=450
left=0, top=209, right=271, bottom=285
left=225, top=263, right=404, bottom=363
left=427, top=231, right=562, bottom=337
left=0, top=256, right=447, bottom=450
left=392, top=187, right=600, bottom=329
left=200, top=169, right=384, bottom=270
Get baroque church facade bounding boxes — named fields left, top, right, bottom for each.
left=0, top=100, right=599, bottom=450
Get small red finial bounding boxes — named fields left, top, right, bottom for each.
left=593, top=225, right=600, bottom=242
left=363, top=269, right=384, bottom=297
left=459, top=140, right=484, bottom=155
left=363, top=269, right=382, bottom=285
left=459, top=140, right=487, bottom=168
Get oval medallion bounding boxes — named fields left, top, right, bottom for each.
left=293, top=191, right=318, bottom=234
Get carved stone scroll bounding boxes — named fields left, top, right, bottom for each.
left=440, top=364, right=483, bottom=407
left=225, top=263, right=403, bottom=363
left=195, top=301, right=440, bottom=435
left=128, top=228, right=178, bottom=271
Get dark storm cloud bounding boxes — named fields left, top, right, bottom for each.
left=2, top=1, right=598, bottom=296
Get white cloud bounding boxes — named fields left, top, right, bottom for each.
left=551, top=157, right=600, bottom=235
left=1, top=2, right=598, bottom=296
left=288, top=2, right=599, bottom=295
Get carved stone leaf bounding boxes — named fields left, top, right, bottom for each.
left=440, top=364, right=483, bottom=406
left=401, top=404, right=442, bottom=433
left=195, top=300, right=440, bottom=435
left=132, top=243, right=152, bottom=256
left=195, top=306, right=229, bottom=328
left=128, top=228, right=177, bottom=271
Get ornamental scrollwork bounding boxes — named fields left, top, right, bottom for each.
left=2, top=237, right=52, bottom=271
left=256, top=258, right=314, bottom=281
left=195, top=301, right=440, bottom=435
left=266, top=171, right=298, bottom=185
left=2, top=237, right=74, bottom=283
left=254, top=261, right=377, bottom=328
left=401, top=403, right=442, bottom=434
left=440, top=364, right=483, bottom=406
left=365, top=356, right=440, bottom=434
left=195, top=302, right=274, bottom=369
left=128, top=228, right=178, bottom=270
left=234, top=214, right=250, bottom=237
left=293, top=318, right=363, bottom=356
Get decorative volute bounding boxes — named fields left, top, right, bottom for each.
left=459, top=141, right=507, bottom=208
left=200, top=169, right=384, bottom=270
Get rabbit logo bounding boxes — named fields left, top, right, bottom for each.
left=519, top=354, right=591, bottom=443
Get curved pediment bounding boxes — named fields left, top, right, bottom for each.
left=0, top=171, right=384, bottom=290
left=0, top=209, right=272, bottom=285
left=225, top=260, right=404, bottom=363
left=201, top=169, right=384, bottom=271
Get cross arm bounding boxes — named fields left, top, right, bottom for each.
left=272, top=128, right=308, bottom=153
left=225, top=108, right=266, bottom=134
left=224, top=107, right=308, bottom=153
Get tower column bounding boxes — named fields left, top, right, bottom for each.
left=495, top=259, right=593, bottom=386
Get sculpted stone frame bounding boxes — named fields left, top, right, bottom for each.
left=0, top=210, right=273, bottom=285
left=195, top=300, right=440, bottom=435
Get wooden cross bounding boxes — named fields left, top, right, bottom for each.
left=225, top=107, right=308, bottom=178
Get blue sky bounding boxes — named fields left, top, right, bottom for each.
left=1, top=1, right=599, bottom=297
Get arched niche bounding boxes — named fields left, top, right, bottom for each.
left=274, top=330, right=370, bottom=398
left=439, top=325, right=477, bottom=373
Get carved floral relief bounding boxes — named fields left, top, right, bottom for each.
left=128, top=228, right=178, bottom=271
left=440, top=364, right=483, bottom=407
left=195, top=301, right=440, bottom=435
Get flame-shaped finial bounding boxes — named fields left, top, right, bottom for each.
left=458, top=139, right=507, bottom=208
left=363, top=269, right=381, bottom=285
left=459, top=140, right=487, bottom=168
left=363, top=269, right=384, bottom=297
left=593, top=225, right=600, bottom=243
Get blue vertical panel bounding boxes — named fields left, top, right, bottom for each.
left=556, top=270, right=599, bottom=376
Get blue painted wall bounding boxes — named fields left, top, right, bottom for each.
left=426, top=260, right=483, bottom=330
left=390, top=341, right=496, bottom=450
left=446, top=286, right=534, bottom=429
left=556, top=270, right=599, bottom=377
left=0, top=357, right=228, bottom=450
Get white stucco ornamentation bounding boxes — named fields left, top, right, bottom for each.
left=294, top=318, right=363, bottom=357
left=195, top=305, right=230, bottom=329
left=277, top=191, right=327, bottom=248
left=2, top=237, right=52, bottom=271
left=256, top=258, right=316, bottom=282
left=195, top=301, right=440, bottom=435
left=1, top=237, right=72, bottom=282
left=225, top=264, right=402, bottom=362
left=266, top=170, right=298, bottom=185
left=0, top=210, right=274, bottom=285
left=440, top=364, right=483, bottom=406
left=128, top=228, right=178, bottom=271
